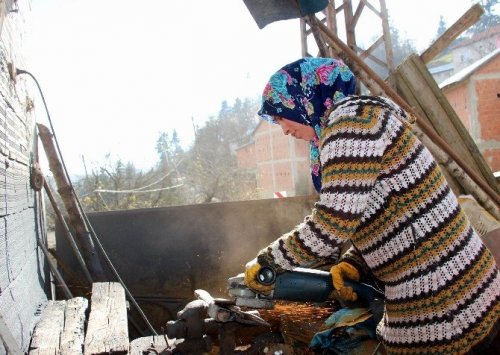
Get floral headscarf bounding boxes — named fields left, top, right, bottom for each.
left=258, top=57, right=356, bottom=192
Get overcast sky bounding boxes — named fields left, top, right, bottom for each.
left=24, top=0, right=492, bottom=175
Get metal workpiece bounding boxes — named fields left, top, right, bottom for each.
left=227, top=273, right=274, bottom=309
left=165, top=289, right=270, bottom=354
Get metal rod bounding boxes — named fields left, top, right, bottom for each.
left=44, top=180, right=93, bottom=285
left=37, top=237, right=73, bottom=299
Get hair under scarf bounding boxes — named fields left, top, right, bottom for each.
left=257, top=57, right=356, bottom=192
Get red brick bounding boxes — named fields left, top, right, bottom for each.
left=444, top=83, right=471, bottom=129
left=475, top=78, right=500, bottom=140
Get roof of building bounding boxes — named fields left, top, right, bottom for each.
left=439, top=48, right=499, bottom=89
left=429, top=63, right=454, bottom=74
left=450, top=24, right=500, bottom=50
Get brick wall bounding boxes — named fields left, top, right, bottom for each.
left=249, top=121, right=313, bottom=198
left=0, top=2, right=49, bottom=353
left=236, top=143, right=256, bottom=169
left=444, top=83, right=470, bottom=129
left=442, top=53, right=500, bottom=173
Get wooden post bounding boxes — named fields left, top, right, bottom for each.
left=84, top=283, right=129, bottom=355
left=313, top=18, right=500, bottom=207
left=44, top=180, right=93, bottom=285
left=29, top=298, right=88, bottom=355
left=421, top=4, right=484, bottom=64
left=38, top=123, right=106, bottom=281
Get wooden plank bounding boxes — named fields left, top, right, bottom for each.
left=29, top=301, right=66, bottom=355
left=129, top=336, right=169, bottom=355
left=84, top=283, right=129, bottom=355
left=38, top=123, right=106, bottom=281
left=394, top=72, right=465, bottom=196
left=397, top=56, right=484, bottom=171
left=409, top=55, right=498, bottom=192
left=421, top=4, right=484, bottom=63
left=60, top=297, right=88, bottom=355
left=0, top=311, right=23, bottom=355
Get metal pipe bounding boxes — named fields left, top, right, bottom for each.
left=37, top=238, right=73, bottom=299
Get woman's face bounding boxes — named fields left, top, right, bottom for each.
left=275, top=117, right=316, bottom=141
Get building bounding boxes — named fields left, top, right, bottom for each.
left=428, top=24, right=500, bottom=85
left=440, top=49, right=500, bottom=172
left=236, top=120, right=315, bottom=199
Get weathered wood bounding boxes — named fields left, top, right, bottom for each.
left=38, top=123, right=106, bottom=281
left=29, top=301, right=66, bottom=355
left=60, top=298, right=88, bottom=355
left=413, top=124, right=500, bottom=221
left=305, top=15, right=329, bottom=57
left=0, top=311, right=23, bottom=355
left=342, top=0, right=356, bottom=51
left=394, top=71, right=465, bottom=195
left=44, top=180, right=93, bottom=285
left=29, top=298, right=88, bottom=355
left=129, top=336, right=170, bottom=355
left=421, top=4, right=484, bottom=63
left=314, top=18, right=500, bottom=207
left=84, top=283, right=129, bottom=355
left=397, top=54, right=499, bottom=193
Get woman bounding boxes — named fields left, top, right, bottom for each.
left=244, top=57, right=500, bottom=353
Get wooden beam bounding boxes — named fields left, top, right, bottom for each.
left=407, top=54, right=499, bottom=192
left=325, top=0, right=338, bottom=36
left=352, top=1, right=365, bottom=27
left=44, top=180, right=93, bottom=285
left=29, top=298, right=88, bottom=355
left=305, top=15, right=329, bottom=57
left=30, top=301, right=66, bottom=355
left=84, top=283, right=129, bottom=355
left=342, top=0, right=357, bottom=51
left=380, top=0, right=394, bottom=75
left=359, top=0, right=380, bottom=17
left=314, top=18, right=500, bottom=207
left=60, top=298, right=88, bottom=354
left=421, top=3, right=484, bottom=63
left=38, top=123, right=106, bottom=281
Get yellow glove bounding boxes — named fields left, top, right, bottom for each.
left=244, top=258, right=274, bottom=295
left=330, top=261, right=360, bottom=302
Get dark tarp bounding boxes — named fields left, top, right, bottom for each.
left=242, top=0, right=328, bottom=29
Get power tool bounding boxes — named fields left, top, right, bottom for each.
left=227, top=266, right=384, bottom=309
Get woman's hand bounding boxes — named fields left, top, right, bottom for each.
left=244, top=258, right=275, bottom=295
left=330, top=261, right=360, bottom=301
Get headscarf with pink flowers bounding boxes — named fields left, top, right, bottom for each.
left=258, top=57, right=356, bottom=192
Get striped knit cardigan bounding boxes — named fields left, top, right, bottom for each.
left=257, top=96, right=500, bottom=354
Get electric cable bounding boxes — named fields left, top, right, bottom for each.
left=95, top=183, right=183, bottom=194
left=16, top=68, right=158, bottom=335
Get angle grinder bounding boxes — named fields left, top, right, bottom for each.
left=227, top=266, right=384, bottom=309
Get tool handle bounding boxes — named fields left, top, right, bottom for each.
left=257, top=267, right=384, bottom=303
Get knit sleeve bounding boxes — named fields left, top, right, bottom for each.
left=258, top=100, right=390, bottom=272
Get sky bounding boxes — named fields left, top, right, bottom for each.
left=24, top=0, right=493, bottom=176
